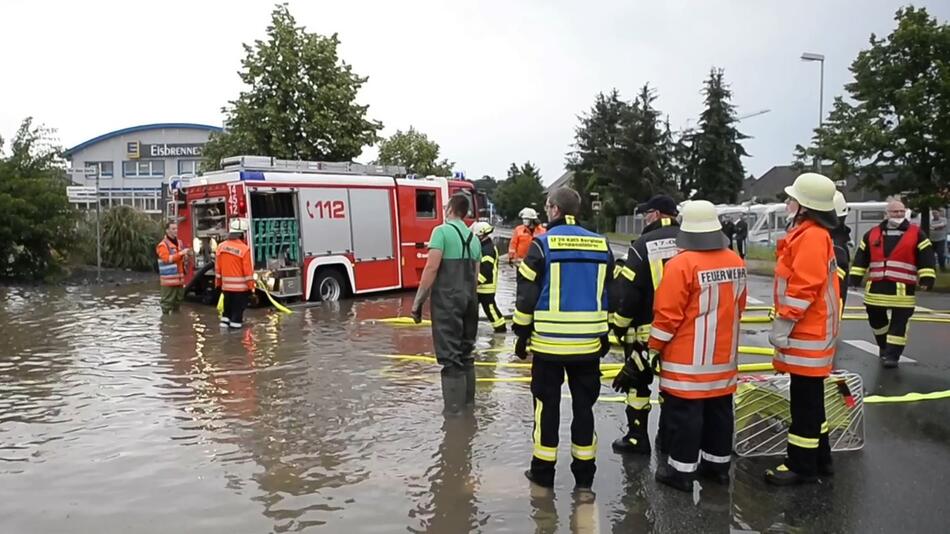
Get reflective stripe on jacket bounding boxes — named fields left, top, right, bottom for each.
left=156, top=237, right=185, bottom=287
left=515, top=216, right=611, bottom=356
left=648, top=249, right=747, bottom=399
left=215, top=239, right=255, bottom=293
left=508, top=224, right=546, bottom=261
left=772, top=220, right=839, bottom=377
left=868, top=224, right=921, bottom=284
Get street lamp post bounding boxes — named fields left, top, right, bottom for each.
left=801, top=52, right=825, bottom=173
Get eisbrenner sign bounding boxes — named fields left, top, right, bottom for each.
left=143, top=143, right=204, bottom=158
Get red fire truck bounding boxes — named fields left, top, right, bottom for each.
left=169, top=156, right=486, bottom=303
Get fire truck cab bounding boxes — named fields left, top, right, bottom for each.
left=169, top=156, right=483, bottom=303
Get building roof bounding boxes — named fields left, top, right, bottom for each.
left=64, top=123, right=223, bottom=158
left=741, top=164, right=889, bottom=203
left=546, top=170, right=574, bottom=192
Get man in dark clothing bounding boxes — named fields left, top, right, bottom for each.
left=471, top=221, right=506, bottom=333
left=734, top=217, right=749, bottom=258
left=610, top=194, right=680, bottom=455
left=831, top=192, right=852, bottom=309
left=721, top=217, right=736, bottom=250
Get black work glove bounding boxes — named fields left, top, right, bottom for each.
left=249, top=293, right=260, bottom=307
left=920, top=278, right=935, bottom=291
left=410, top=305, right=423, bottom=324
left=515, top=336, right=529, bottom=360
left=611, top=348, right=653, bottom=392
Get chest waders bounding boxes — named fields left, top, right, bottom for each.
left=431, top=224, right=479, bottom=414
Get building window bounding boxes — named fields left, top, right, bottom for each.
left=177, top=160, right=200, bottom=175
left=85, top=161, right=114, bottom=178
left=123, top=160, right=165, bottom=177
left=416, top=189, right=437, bottom=219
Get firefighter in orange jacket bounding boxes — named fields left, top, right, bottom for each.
left=215, top=218, right=256, bottom=329
left=765, top=173, right=841, bottom=486
left=626, top=200, right=747, bottom=491
left=508, top=207, right=545, bottom=263
left=156, top=221, right=193, bottom=314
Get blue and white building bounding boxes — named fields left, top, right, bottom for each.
left=64, top=123, right=221, bottom=213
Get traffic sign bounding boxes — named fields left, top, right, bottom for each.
left=66, top=186, right=97, bottom=202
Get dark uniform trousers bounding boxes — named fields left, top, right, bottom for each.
left=221, top=291, right=249, bottom=327
left=530, top=354, right=601, bottom=487
left=865, top=305, right=914, bottom=361
left=477, top=293, right=506, bottom=331
left=659, top=392, right=733, bottom=475
left=786, top=375, right=832, bottom=477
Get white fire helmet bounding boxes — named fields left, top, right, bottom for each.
left=229, top=218, right=250, bottom=233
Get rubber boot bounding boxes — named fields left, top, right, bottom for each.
left=764, top=463, right=817, bottom=486
left=881, top=345, right=900, bottom=369
left=441, top=372, right=466, bottom=416
left=463, top=362, right=476, bottom=407
left=697, top=462, right=730, bottom=485
left=655, top=462, right=693, bottom=492
left=611, top=407, right=651, bottom=455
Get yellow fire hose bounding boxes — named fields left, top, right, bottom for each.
left=217, top=284, right=293, bottom=316
left=256, top=281, right=293, bottom=314
left=382, top=353, right=950, bottom=404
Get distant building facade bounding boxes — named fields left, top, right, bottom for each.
left=64, top=123, right=221, bottom=213
left=741, top=165, right=886, bottom=203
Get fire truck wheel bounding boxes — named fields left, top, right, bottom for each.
left=314, top=268, right=347, bottom=302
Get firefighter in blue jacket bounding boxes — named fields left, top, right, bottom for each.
left=513, top=187, right=614, bottom=490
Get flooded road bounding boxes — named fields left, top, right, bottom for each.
left=3, top=265, right=950, bottom=533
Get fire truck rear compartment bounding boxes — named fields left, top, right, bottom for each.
left=249, top=191, right=303, bottom=298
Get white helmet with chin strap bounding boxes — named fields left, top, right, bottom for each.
left=833, top=191, right=849, bottom=217
left=470, top=221, right=494, bottom=238
left=518, top=207, right=539, bottom=220
left=784, top=173, right=836, bottom=212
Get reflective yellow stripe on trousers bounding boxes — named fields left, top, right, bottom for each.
left=533, top=399, right=557, bottom=461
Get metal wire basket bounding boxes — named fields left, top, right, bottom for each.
left=734, top=371, right=865, bottom=457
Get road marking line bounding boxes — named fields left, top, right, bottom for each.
left=843, top=339, right=917, bottom=363
left=747, top=296, right=765, bottom=305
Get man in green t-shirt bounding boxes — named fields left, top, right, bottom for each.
left=411, top=194, right=480, bottom=415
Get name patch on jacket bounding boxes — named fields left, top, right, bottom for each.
left=698, top=267, right=747, bottom=286
left=646, top=238, right=678, bottom=261
left=548, top=236, right=608, bottom=252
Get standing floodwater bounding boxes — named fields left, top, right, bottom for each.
left=3, top=270, right=950, bottom=533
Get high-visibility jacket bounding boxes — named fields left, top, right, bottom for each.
left=772, top=220, right=840, bottom=377
left=477, top=238, right=499, bottom=294
left=612, top=217, right=680, bottom=343
left=849, top=220, right=936, bottom=308
left=508, top=224, right=546, bottom=261
left=648, top=249, right=747, bottom=399
left=156, top=236, right=187, bottom=287
left=215, top=239, right=255, bottom=293
left=512, top=216, right=613, bottom=359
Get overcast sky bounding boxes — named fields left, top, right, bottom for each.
left=2, top=0, right=947, bottom=184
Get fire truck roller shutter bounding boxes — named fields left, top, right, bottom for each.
left=349, top=188, right=396, bottom=260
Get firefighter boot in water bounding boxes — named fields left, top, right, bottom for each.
left=764, top=463, right=818, bottom=486
left=611, top=406, right=651, bottom=455
left=441, top=371, right=467, bottom=416
left=463, top=361, right=476, bottom=407
left=881, top=345, right=901, bottom=369
left=655, top=462, right=693, bottom=492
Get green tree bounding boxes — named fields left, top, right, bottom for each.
left=795, top=7, right=949, bottom=232
left=473, top=175, right=499, bottom=202
left=792, top=97, right=862, bottom=184
left=684, top=68, right=749, bottom=203
left=0, top=118, right=76, bottom=280
left=375, top=126, right=454, bottom=175
left=615, top=84, right=677, bottom=210
left=202, top=3, right=382, bottom=170
left=494, top=162, right=546, bottom=222
left=566, top=90, right=629, bottom=222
